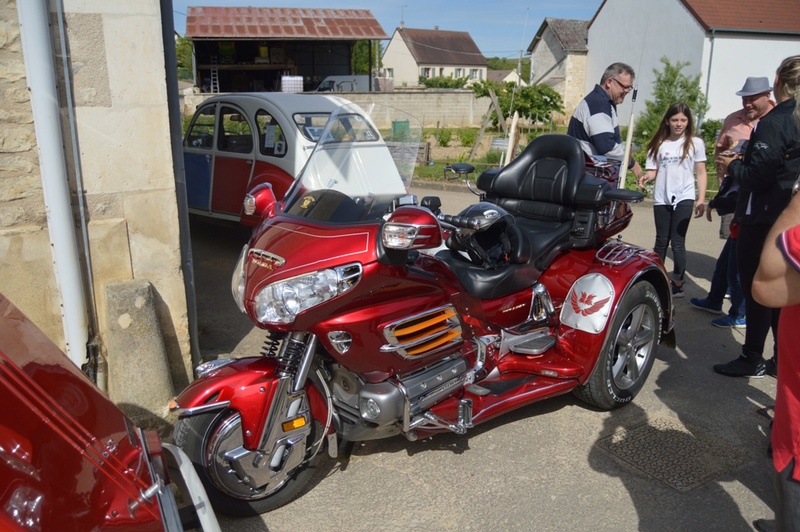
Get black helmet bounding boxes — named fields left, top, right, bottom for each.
left=452, top=203, right=517, bottom=269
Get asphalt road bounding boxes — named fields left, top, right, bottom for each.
left=189, top=183, right=777, bottom=532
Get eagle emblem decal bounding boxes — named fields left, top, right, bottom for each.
left=570, top=291, right=611, bottom=316
left=559, top=273, right=615, bottom=334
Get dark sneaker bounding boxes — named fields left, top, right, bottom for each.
left=765, top=357, right=777, bottom=378
left=671, top=280, right=685, bottom=298
left=713, top=356, right=765, bottom=378
left=711, top=315, right=746, bottom=328
left=689, top=297, right=724, bottom=314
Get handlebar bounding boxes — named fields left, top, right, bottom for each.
left=438, top=213, right=481, bottom=230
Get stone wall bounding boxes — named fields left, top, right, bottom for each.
left=0, top=1, right=192, bottom=393
left=0, top=1, right=62, bottom=341
left=183, top=89, right=491, bottom=129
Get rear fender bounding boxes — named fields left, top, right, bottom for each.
left=555, top=253, right=672, bottom=381
left=172, top=357, right=329, bottom=450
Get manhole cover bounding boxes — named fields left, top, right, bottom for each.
left=597, top=417, right=748, bottom=492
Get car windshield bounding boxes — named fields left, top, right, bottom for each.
left=281, top=102, right=422, bottom=224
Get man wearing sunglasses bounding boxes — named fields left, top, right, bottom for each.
left=568, top=62, right=643, bottom=181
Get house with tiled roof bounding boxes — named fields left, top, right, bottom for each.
left=487, top=69, right=527, bottom=87
left=185, top=6, right=387, bottom=92
left=381, top=26, right=487, bottom=88
left=585, top=0, right=800, bottom=122
left=527, top=18, right=589, bottom=123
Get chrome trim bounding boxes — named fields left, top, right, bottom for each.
left=379, top=323, right=461, bottom=353
left=380, top=304, right=463, bottom=359
left=176, top=400, right=232, bottom=417
left=195, top=357, right=238, bottom=379
left=531, top=283, right=556, bottom=322
left=595, top=240, right=647, bottom=266
left=292, top=334, right=318, bottom=393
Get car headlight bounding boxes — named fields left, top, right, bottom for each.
left=253, top=263, right=362, bottom=324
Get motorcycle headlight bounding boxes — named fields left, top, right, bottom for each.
left=253, top=263, right=362, bottom=324
left=231, top=244, right=248, bottom=312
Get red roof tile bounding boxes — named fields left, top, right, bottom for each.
left=185, top=7, right=388, bottom=40
left=682, top=0, right=800, bottom=33
left=590, top=0, right=800, bottom=34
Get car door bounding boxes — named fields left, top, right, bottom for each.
left=183, top=103, right=216, bottom=212
left=210, top=105, right=257, bottom=216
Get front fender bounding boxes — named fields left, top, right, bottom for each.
left=172, top=357, right=329, bottom=450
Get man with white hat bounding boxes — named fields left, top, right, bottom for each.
left=690, top=77, right=775, bottom=331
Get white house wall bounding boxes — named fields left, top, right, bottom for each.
left=702, top=33, right=799, bottom=121
left=587, top=0, right=706, bottom=123
left=382, top=30, right=421, bottom=87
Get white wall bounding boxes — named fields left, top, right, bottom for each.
left=702, top=34, right=798, bottom=121
left=587, top=0, right=706, bottom=123
left=382, top=30, right=421, bottom=87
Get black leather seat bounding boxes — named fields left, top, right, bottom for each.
left=477, top=134, right=586, bottom=269
left=437, top=221, right=540, bottom=300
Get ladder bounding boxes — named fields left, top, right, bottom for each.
left=209, top=55, right=219, bottom=93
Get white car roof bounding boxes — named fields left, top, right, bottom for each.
left=199, top=92, right=350, bottom=118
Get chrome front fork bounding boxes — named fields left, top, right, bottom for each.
left=224, top=333, right=319, bottom=492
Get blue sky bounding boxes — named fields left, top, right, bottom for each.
left=172, top=1, right=602, bottom=58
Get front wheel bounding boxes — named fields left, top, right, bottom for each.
left=574, top=281, right=661, bottom=410
left=174, top=410, right=329, bottom=516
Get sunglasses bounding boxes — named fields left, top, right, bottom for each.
left=610, top=78, right=634, bottom=92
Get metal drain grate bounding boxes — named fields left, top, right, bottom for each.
left=596, top=417, right=749, bottom=492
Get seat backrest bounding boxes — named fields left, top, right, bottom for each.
left=477, top=134, right=586, bottom=222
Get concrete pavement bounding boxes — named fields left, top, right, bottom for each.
left=189, top=183, right=777, bottom=531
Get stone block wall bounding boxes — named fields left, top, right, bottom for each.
left=0, top=1, right=62, bottom=340
left=0, top=1, right=192, bottom=395
left=183, top=90, right=491, bottom=129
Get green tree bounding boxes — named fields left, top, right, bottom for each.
left=471, top=80, right=563, bottom=127
left=351, top=40, right=382, bottom=75
left=633, top=56, right=710, bottom=163
left=176, top=35, right=193, bottom=81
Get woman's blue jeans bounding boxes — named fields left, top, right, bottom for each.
left=707, top=236, right=746, bottom=318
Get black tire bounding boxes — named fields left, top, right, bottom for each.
left=573, top=281, right=660, bottom=410
left=174, top=409, right=330, bottom=516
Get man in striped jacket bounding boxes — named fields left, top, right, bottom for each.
left=568, top=62, right=643, bottom=181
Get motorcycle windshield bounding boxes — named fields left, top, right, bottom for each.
left=281, top=102, right=422, bottom=224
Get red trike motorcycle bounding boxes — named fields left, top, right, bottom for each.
left=171, top=102, right=675, bottom=516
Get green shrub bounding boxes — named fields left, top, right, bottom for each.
left=419, top=76, right=468, bottom=89
left=481, top=150, right=502, bottom=165
left=436, top=128, right=452, bottom=147
left=458, top=128, right=477, bottom=147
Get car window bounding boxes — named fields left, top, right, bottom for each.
left=255, top=110, right=287, bottom=158
left=185, top=105, right=216, bottom=149
left=293, top=113, right=332, bottom=142
left=218, top=106, right=253, bottom=154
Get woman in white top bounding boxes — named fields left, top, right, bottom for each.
left=638, top=102, right=708, bottom=298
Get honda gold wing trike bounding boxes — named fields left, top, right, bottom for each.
left=170, top=102, right=675, bottom=516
